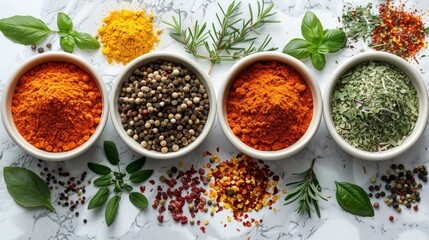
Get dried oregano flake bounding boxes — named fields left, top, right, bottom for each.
left=330, top=61, right=418, bottom=152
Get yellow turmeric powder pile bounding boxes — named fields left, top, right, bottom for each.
left=11, top=62, right=103, bottom=152
left=97, top=9, right=161, bottom=64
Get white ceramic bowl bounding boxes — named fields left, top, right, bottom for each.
left=1, top=52, right=109, bottom=161
left=217, top=52, right=322, bottom=161
left=110, top=52, right=216, bottom=159
left=323, top=52, right=429, bottom=161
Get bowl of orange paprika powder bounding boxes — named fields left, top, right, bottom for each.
left=217, top=52, right=322, bottom=160
left=1, top=52, right=109, bottom=161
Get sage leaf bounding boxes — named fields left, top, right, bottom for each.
left=0, top=15, right=53, bottom=45
left=335, top=181, right=374, bottom=217
left=3, top=166, right=55, bottom=211
left=301, top=11, right=323, bottom=45
left=70, top=30, right=100, bottom=50
left=125, top=157, right=146, bottom=174
left=87, top=162, right=112, bottom=175
left=282, top=38, right=312, bottom=59
left=104, top=141, right=119, bottom=165
left=319, top=29, right=346, bottom=53
left=129, top=192, right=148, bottom=209
left=57, top=12, right=73, bottom=32
left=93, top=175, right=113, bottom=187
left=310, top=52, right=326, bottom=71
left=105, top=195, right=121, bottom=227
left=129, top=170, right=153, bottom=184
left=88, top=187, right=110, bottom=209
left=60, top=35, right=75, bottom=53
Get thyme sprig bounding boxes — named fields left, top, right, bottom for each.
left=284, top=159, right=327, bottom=218
left=163, top=0, right=278, bottom=74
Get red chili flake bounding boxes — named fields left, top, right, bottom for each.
left=157, top=215, right=164, bottom=223
left=236, top=228, right=241, bottom=232
left=197, top=220, right=201, bottom=226
left=149, top=180, right=156, bottom=185
left=413, top=205, right=419, bottom=211
left=224, top=224, right=227, bottom=228
left=389, top=215, right=394, bottom=221
left=200, top=226, right=206, bottom=233
left=216, top=147, right=219, bottom=152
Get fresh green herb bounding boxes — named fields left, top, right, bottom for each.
left=330, top=61, right=418, bottom=152
left=3, top=166, right=55, bottom=211
left=284, top=159, right=327, bottom=218
left=283, top=11, right=346, bottom=71
left=335, top=181, right=374, bottom=217
left=0, top=12, right=99, bottom=53
left=163, top=0, right=278, bottom=74
left=342, top=3, right=379, bottom=42
left=425, top=27, right=429, bottom=34
left=87, top=141, right=153, bottom=227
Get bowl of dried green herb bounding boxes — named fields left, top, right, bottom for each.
left=323, top=52, right=429, bottom=161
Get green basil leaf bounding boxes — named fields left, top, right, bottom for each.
left=335, top=181, right=374, bottom=217
left=104, top=141, right=119, bottom=165
left=57, top=12, right=73, bottom=32
left=125, top=157, right=146, bottom=174
left=319, top=29, right=346, bottom=53
left=88, top=187, right=110, bottom=209
left=0, top=15, right=53, bottom=45
left=114, top=182, right=122, bottom=193
left=87, top=162, right=112, bottom=175
left=70, top=31, right=100, bottom=50
left=425, top=27, right=429, bottom=34
left=129, top=170, right=154, bottom=184
left=123, top=183, right=133, bottom=192
left=129, top=192, right=148, bottom=209
left=301, top=11, right=324, bottom=45
left=3, top=166, right=55, bottom=211
left=93, top=175, right=113, bottom=187
left=310, top=52, right=326, bottom=71
left=282, top=38, right=312, bottom=59
left=105, top=195, right=121, bottom=227
left=60, top=35, right=75, bottom=53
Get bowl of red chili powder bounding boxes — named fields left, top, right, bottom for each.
left=1, top=52, right=109, bottom=161
left=217, top=52, right=322, bottom=160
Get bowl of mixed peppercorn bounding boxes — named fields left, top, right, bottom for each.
left=323, top=51, right=429, bottom=161
left=110, top=52, right=216, bottom=159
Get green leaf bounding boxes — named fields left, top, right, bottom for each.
left=3, top=166, right=55, bottom=211
left=282, top=38, right=312, bottom=59
left=105, top=195, right=121, bottom=227
left=87, top=162, right=112, bottom=175
left=104, top=141, right=119, bottom=165
left=310, top=52, right=326, bottom=71
left=123, top=183, right=133, bottom=192
left=125, top=157, right=146, bottom=174
left=425, top=27, right=429, bottom=34
left=93, top=175, right=113, bottom=187
left=129, top=170, right=153, bottom=184
left=57, top=12, right=73, bottom=32
left=70, top=31, right=100, bottom=50
left=60, top=35, right=75, bottom=53
left=87, top=187, right=110, bottom=209
left=335, top=181, right=374, bottom=217
left=0, top=15, right=53, bottom=45
left=301, top=11, right=324, bottom=45
left=319, top=29, right=346, bottom=53
left=129, top=192, right=149, bottom=209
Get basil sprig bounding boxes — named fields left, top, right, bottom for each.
left=3, top=166, right=55, bottom=211
left=0, top=12, right=99, bottom=53
left=283, top=11, right=346, bottom=71
left=87, top=141, right=152, bottom=227
left=335, top=181, right=374, bottom=217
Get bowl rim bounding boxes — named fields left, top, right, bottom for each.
left=0, top=52, right=109, bottom=161
left=216, top=52, right=323, bottom=161
left=109, top=52, right=216, bottom=160
left=322, top=51, right=429, bottom=161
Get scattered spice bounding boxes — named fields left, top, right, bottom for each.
left=331, top=61, right=418, bottom=152
left=117, top=60, right=210, bottom=153
left=97, top=10, right=161, bottom=64
left=342, top=3, right=378, bottom=43
left=389, top=215, right=394, bottom=221
left=227, top=61, right=313, bottom=151
left=11, top=62, right=103, bottom=152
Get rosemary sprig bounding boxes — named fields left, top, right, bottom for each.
left=163, top=0, right=278, bottom=74
left=284, top=159, right=327, bottom=218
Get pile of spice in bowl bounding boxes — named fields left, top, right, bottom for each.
left=323, top=52, right=429, bottom=161
left=217, top=52, right=322, bottom=161
left=110, top=52, right=216, bottom=159
left=1, top=52, right=109, bottom=161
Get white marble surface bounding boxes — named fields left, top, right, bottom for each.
left=1, top=0, right=429, bottom=239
